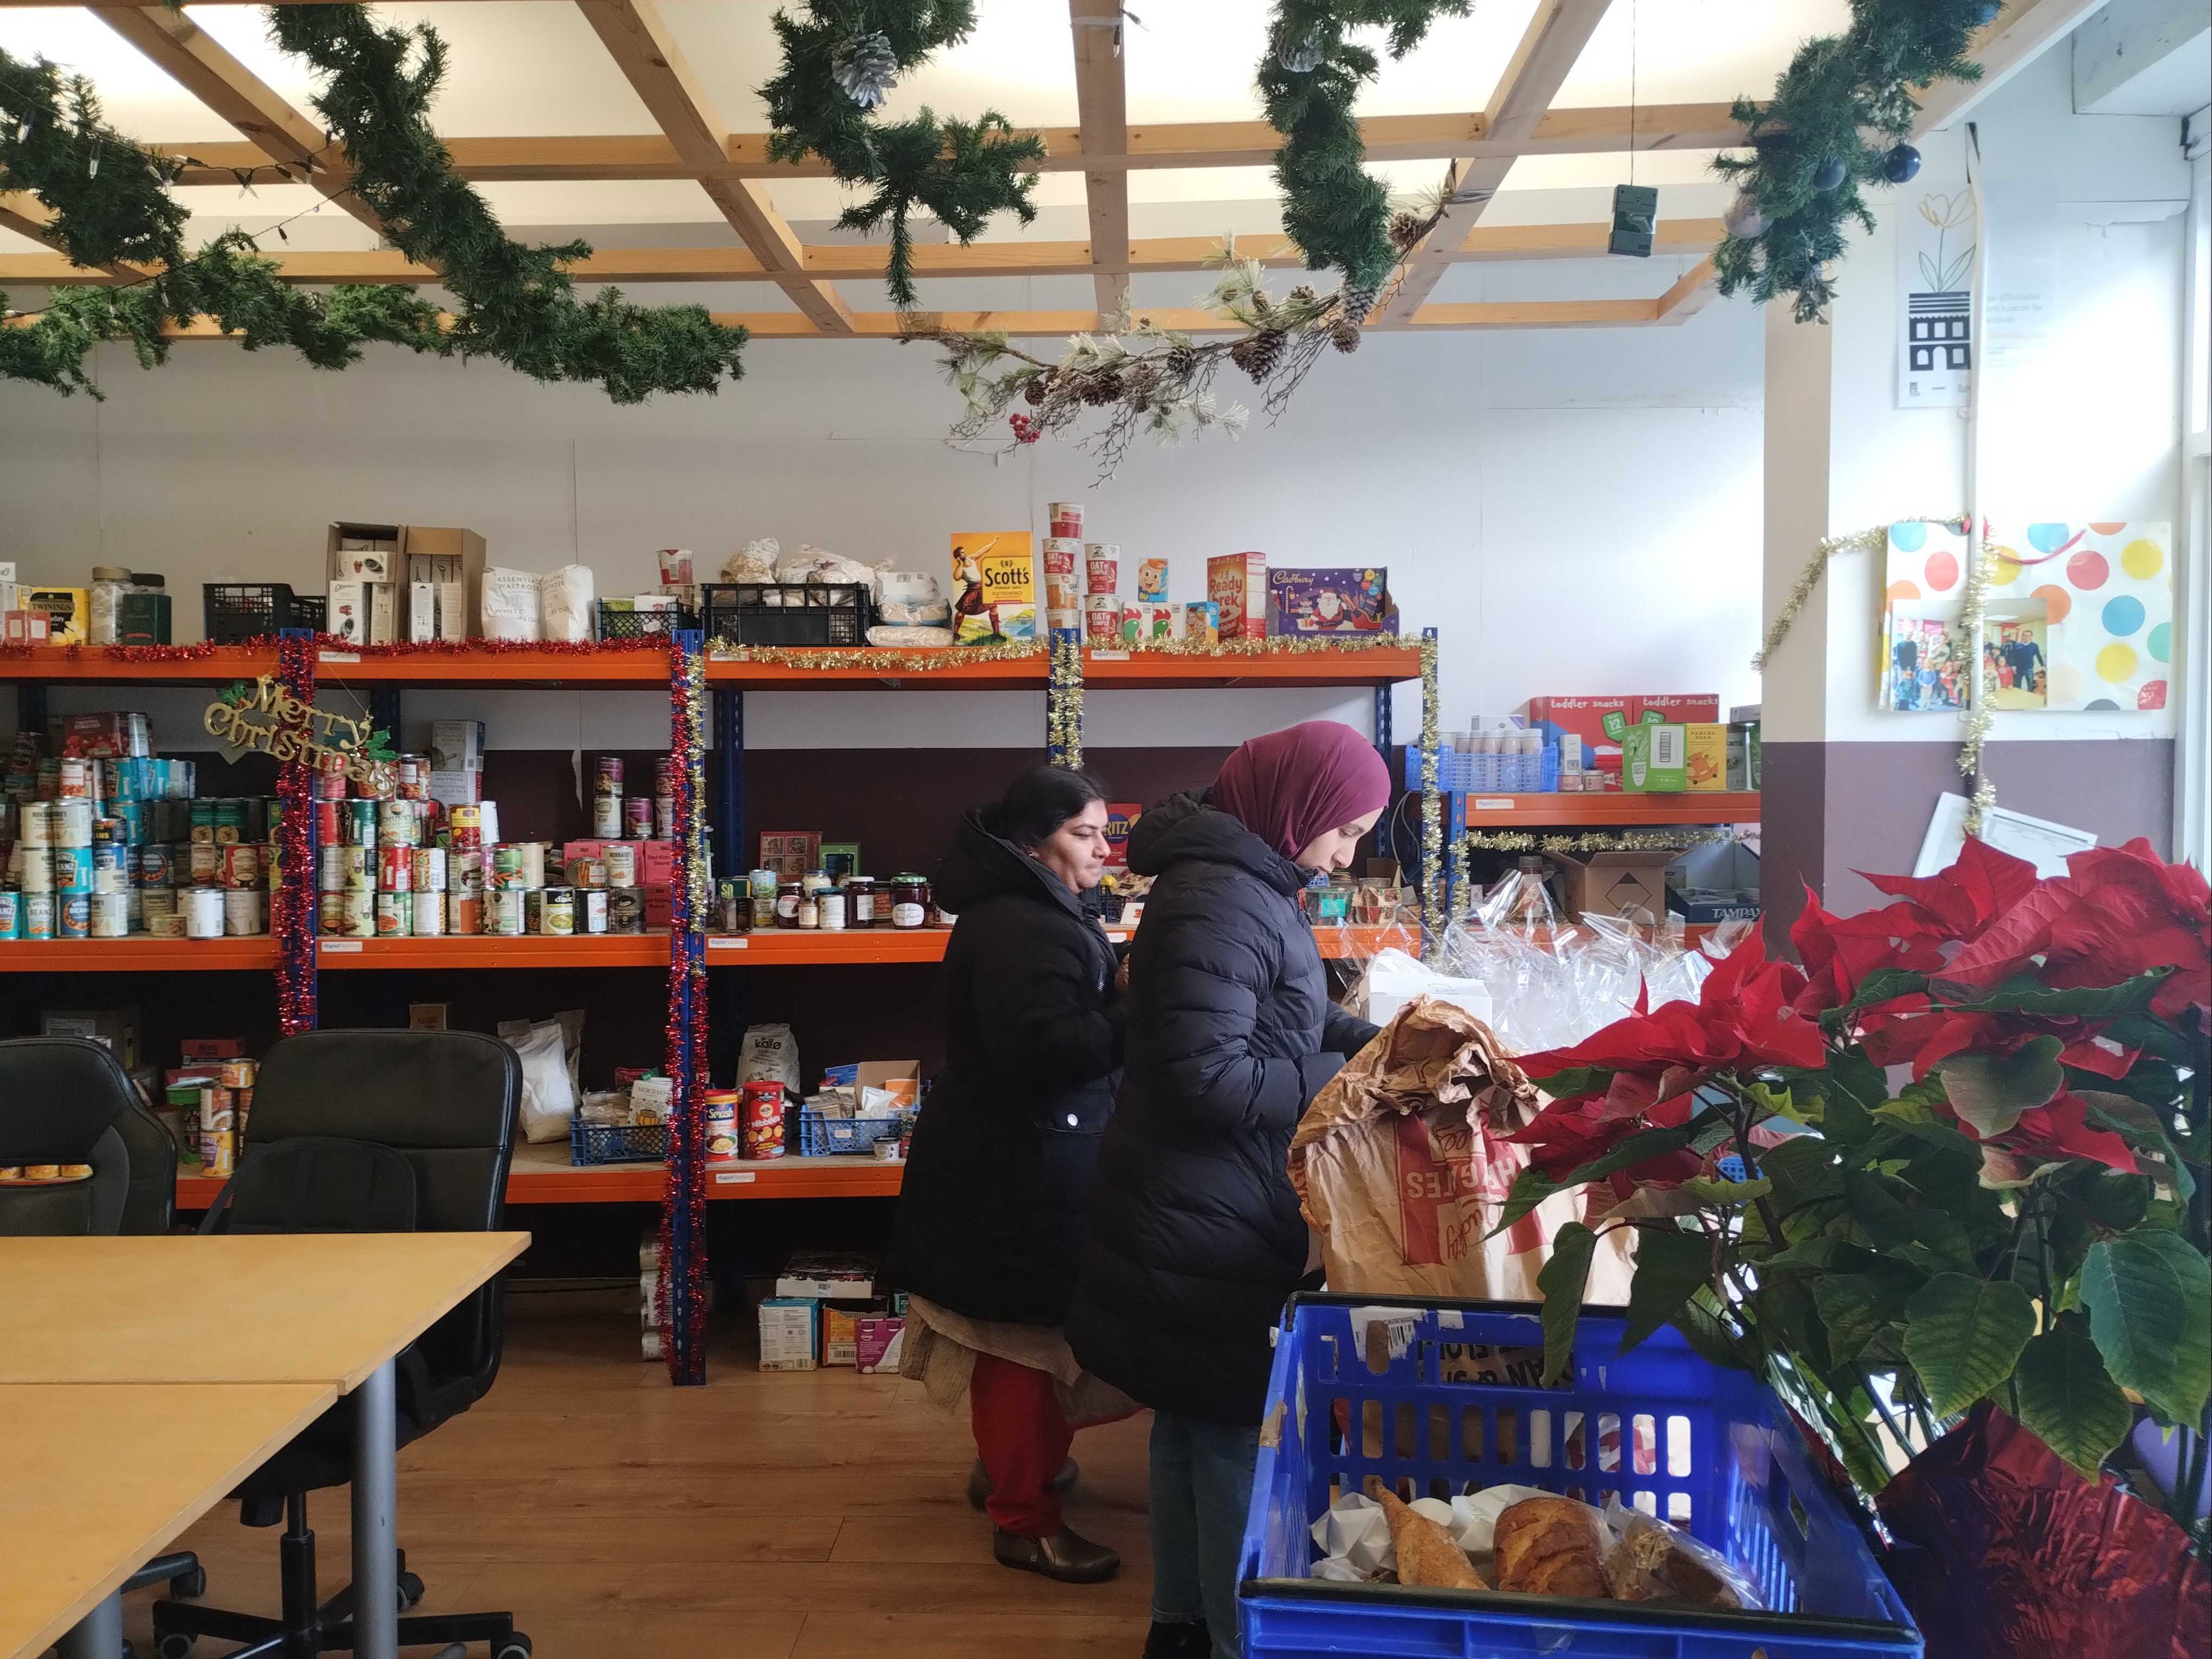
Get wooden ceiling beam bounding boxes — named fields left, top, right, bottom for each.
left=0, top=192, right=146, bottom=279
left=92, top=5, right=386, bottom=236
left=0, top=221, right=1726, bottom=288
left=147, top=104, right=1742, bottom=187
left=1381, top=0, right=1616, bottom=324
left=574, top=0, right=854, bottom=334
left=1069, top=1, right=1131, bottom=317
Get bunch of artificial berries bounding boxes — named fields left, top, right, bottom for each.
left=1008, top=412, right=1041, bottom=445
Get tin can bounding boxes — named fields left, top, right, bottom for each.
left=313, top=799, right=342, bottom=847
left=595, top=756, right=624, bottom=798
left=185, top=842, right=220, bottom=888
left=339, top=889, right=375, bottom=939
left=411, top=846, right=447, bottom=893
left=54, top=799, right=93, bottom=848
left=56, top=892, right=90, bottom=938
left=1048, top=501, right=1084, bottom=539
left=819, top=890, right=847, bottom=931
left=57, top=756, right=92, bottom=799
left=580, top=889, right=609, bottom=935
left=517, top=842, right=546, bottom=889
left=655, top=797, right=676, bottom=840
left=0, top=890, right=17, bottom=939
left=740, top=1081, right=786, bottom=1160
left=220, top=1059, right=257, bottom=1090
left=375, top=891, right=411, bottom=936
left=149, top=908, right=186, bottom=940
left=606, top=888, right=643, bottom=934
left=560, top=857, right=600, bottom=891
left=395, top=754, right=429, bottom=800
left=378, top=800, right=419, bottom=848
left=22, top=892, right=55, bottom=941
left=343, top=799, right=376, bottom=846
left=411, top=891, right=446, bottom=936
left=314, top=763, right=349, bottom=801
left=91, top=891, right=129, bottom=937
left=447, top=891, right=482, bottom=935
left=451, top=850, right=485, bottom=893
left=189, top=800, right=215, bottom=846
left=318, top=892, right=346, bottom=933
left=540, top=887, right=576, bottom=936
left=704, top=1090, right=740, bottom=1159
left=592, top=795, right=623, bottom=839
left=17, top=848, right=53, bottom=893
left=378, top=846, right=414, bottom=892
left=319, top=845, right=356, bottom=893
left=199, top=1130, right=235, bottom=1179
left=212, top=800, right=244, bottom=846
left=223, top=889, right=262, bottom=936
left=492, top=845, right=525, bottom=889
left=184, top=888, right=224, bottom=939
left=137, top=843, right=175, bottom=888
left=447, top=803, right=483, bottom=851
left=603, top=843, right=638, bottom=888
left=92, top=841, right=128, bottom=893
left=52, top=846, right=93, bottom=892
left=17, top=801, right=51, bottom=848
left=222, top=844, right=261, bottom=889
left=489, top=889, right=526, bottom=936
left=624, top=798, right=652, bottom=838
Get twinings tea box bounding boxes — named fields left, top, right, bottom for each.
left=950, top=532, right=1036, bottom=644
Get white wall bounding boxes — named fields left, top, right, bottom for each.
left=2, top=222, right=1763, bottom=752
left=1762, top=48, right=2194, bottom=748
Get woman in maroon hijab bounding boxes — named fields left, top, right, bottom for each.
left=1068, top=721, right=1390, bottom=1659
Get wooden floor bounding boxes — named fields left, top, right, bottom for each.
left=117, top=1293, right=1159, bottom=1658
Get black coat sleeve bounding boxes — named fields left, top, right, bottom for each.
left=1323, top=1007, right=1383, bottom=1062
left=1140, top=903, right=1314, bottom=1135
left=973, top=904, right=1123, bottom=1092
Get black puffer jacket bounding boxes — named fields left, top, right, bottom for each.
left=1067, top=794, right=1380, bottom=1424
left=887, top=810, right=1124, bottom=1327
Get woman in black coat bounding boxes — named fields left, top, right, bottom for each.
left=887, top=764, right=1126, bottom=1585
left=1067, top=721, right=1389, bottom=1659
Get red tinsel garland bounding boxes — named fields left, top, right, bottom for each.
left=0, top=634, right=676, bottom=661
left=654, top=633, right=712, bottom=1385
left=273, top=635, right=320, bottom=1035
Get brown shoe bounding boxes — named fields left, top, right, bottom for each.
left=966, top=1457, right=1081, bottom=1510
left=992, top=1525, right=1121, bottom=1584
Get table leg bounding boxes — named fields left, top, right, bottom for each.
left=351, top=1358, right=398, bottom=1659
left=55, top=1591, right=120, bottom=1659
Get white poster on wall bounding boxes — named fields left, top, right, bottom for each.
left=1897, top=184, right=1977, bottom=408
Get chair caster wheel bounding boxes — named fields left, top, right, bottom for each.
left=397, top=1571, right=425, bottom=1610
left=156, top=1634, right=197, bottom=1659
left=495, top=1636, right=532, bottom=1659
left=172, top=1565, right=207, bottom=1599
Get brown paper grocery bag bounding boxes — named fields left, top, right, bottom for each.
left=1290, top=996, right=1634, bottom=1303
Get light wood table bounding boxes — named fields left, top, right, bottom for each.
left=0, top=1233, right=528, bottom=1659
left=1, top=1381, right=337, bottom=1659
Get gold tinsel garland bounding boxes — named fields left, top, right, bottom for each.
left=706, top=639, right=1046, bottom=672
left=1416, top=632, right=1442, bottom=958
left=1465, top=827, right=1743, bottom=854
left=1048, top=632, right=1084, bottom=769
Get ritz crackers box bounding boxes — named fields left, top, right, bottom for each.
left=950, top=532, right=1036, bottom=644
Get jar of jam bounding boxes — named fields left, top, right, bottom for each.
left=844, top=875, right=878, bottom=928
left=889, top=874, right=931, bottom=930
left=774, top=880, right=803, bottom=928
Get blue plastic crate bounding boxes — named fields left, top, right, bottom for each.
left=569, top=1114, right=668, bottom=1166
left=1240, top=1295, right=1919, bottom=1659
left=1401, top=746, right=1560, bottom=795
left=796, top=1104, right=904, bottom=1156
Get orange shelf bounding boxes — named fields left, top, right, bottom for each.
left=1083, top=644, right=1424, bottom=689
left=708, top=655, right=1048, bottom=691
left=313, top=647, right=670, bottom=688
left=706, top=928, right=953, bottom=964
left=0, top=645, right=278, bottom=683
left=1462, top=792, right=1761, bottom=826
left=0, top=937, right=279, bottom=972
left=316, top=933, right=673, bottom=969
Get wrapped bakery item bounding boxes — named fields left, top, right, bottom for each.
left=774, top=545, right=885, bottom=601
left=540, top=564, right=594, bottom=642
left=1600, top=1496, right=1756, bottom=1609
left=866, top=624, right=955, bottom=648
left=721, top=538, right=779, bottom=583
left=1493, top=1495, right=1610, bottom=1598
left=876, top=570, right=951, bottom=626
left=1366, top=1481, right=1487, bottom=1590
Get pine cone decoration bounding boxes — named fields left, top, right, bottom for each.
left=1339, top=284, right=1378, bottom=326
left=830, top=30, right=899, bottom=111
left=1388, top=211, right=1428, bottom=252
left=1023, top=376, right=1048, bottom=406
left=1165, top=345, right=1198, bottom=381
left=1121, top=363, right=1163, bottom=408
left=1331, top=318, right=1362, bottom=354
left=1080, top=371, right=1124, bottom=406
left=1249, top=289, right=1274, bottom=319
left=1289, top=285, right=1319, bottom=312
left=1230, top=328, right=1287, bottom=383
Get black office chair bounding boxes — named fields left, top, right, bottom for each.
left=0, top=1037, right=210, bottom=1648
left=150, top=1029, right=531, bottom=1659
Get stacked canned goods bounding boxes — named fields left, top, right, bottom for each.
left=586, top=754, right=677, bottom=844
left=0, top=715, right=281, bottom=942
left=314, top=758, right=512, bottom=938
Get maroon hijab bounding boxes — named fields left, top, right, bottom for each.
left=1210, top=721, right=1392, bottom=862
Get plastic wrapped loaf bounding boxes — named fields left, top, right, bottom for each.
left=774, top=545, right=885, bottom=602
left=877, top=570, right=951, bottom=626
left=721, top=538, right=778, bottom=583
left=867, top=625, right=956, bottom=648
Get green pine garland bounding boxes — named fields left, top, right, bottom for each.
left=1715, top=0, right=1986, bottom=321
left=1, top=11, right=745, bottom=402
left=1258, top=1, right=1470, bottom=296
left=759, top=1, right=1043, bottom=311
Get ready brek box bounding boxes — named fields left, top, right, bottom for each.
left=950, top=532, right=1036, bottom=644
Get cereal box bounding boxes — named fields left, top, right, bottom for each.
left=1207, top=552, right=1267, bottom=641
left=1183, top=600, right=1218, bottom=645
left=1267, top=567, right=1396, bottom=635
left=1136, top=558, right=1169, bottom=601
left=950, top=532, right=1036, bottom=644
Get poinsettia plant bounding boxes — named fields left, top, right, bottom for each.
left=1500, top=837, right=2211, bottom=1528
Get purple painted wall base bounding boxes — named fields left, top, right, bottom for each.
left=1762, top=738, right=2175, bottom=950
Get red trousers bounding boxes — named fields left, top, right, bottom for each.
left=969, top=1352, right=1074, bottom=1538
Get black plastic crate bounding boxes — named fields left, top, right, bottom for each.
left=290, top=594, right=326, bottom=633
left=596, top=600, right=696, bottom=641
left=701, top=582, right=872, bottom=648
left=203, top=583, right=317, bottom=643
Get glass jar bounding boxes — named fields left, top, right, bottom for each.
left=87, top=565, right=132, bottom=646
left=773, top=880, right=802, bottom=928
left=801, top=867, right=833, bottom=897
left=797, top=893, right=821, bottom=930
left=844, top=875, right=878, bottom=928
left=819, top=890, right=846, bottom=931
left=889, top=874, right=931, bottom=930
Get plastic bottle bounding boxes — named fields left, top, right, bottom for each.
left=1474, top=732, right=1499, bottom=792
left=1520, top=731, right=1544, bottom=792
left=87, top=566, right=132, bottom=646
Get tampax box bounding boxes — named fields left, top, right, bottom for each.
left=854, top=1315, right=907, bottom=1374
left=1207, top=552, right=1267, bottom=641
left=757, top=1298, right=819, bottom=1372
left=950, top=532, right=1036, bottom=644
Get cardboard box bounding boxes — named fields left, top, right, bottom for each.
left=324, top=580, right=395, bottom=645
left=1102, top=802, right=1143, bottom=869
left=1667, top=840, right=1762, bottom=925
left=42, top=1007, right=141, bottom=1069
left=331, top=523, right=485, bottom=642
left=408, top=1002, right=449, bottom=1031
left=428, top=770, right=481, bottom=807
left=1266, top=567, right=1397, bottom=636
left=853, top=1060, right=921, bottom=1112
left=1682, top=723, right=1729, bottom=791
left=1207, top=553, right=1267, bottom=641
left=179, top=1038, right=244, bottom=1061
left=1621, top=722, right=1686, bottom=792
left=1526, top=695, right=1722, bottom=769
left=758, top=1298, right=819, bottom=1371
left=819, top=1298, right=890, bottom=1367
left=776, top=1250, right=878, bottom=1301
left=429, top=719, right=485, bottom=773
left=1136, top=558, right=1169, bottom=601
left=855, top=1315, right=907, bottom=1374
left=759, top=832, right=821, bottom=880
left=24, top=587, right=87, bottom=646
left=1183, top=600, right=1218, bottom=646
left=820, top=842, right=861, bottom=880
left=1549, top=849, right=1681, bottom=923
left=1636, top=694, right=1721, bottom=725
left=1727, top=723, right=1761, bottom=792
left=3, top=610, right=50, bottom=646
left=950, top=531, right=1036, bottom=644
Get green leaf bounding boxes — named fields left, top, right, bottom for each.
left=1813, top=1274, right=1903, bottom=1367
left=1488, top=1166, right=1563, bottom=1239
left=2051, top=1165, right=2151, bottom=1233
left=1938, top=968, right=2174, bottom=1021
left=1745, top=1079, right=1816, bottom=1124
left=1935, top=1035, right=2064, bottom=1139
left=2079, top=1230, right=2212, bottom=1427
left=1819, top=967, right=1930, bottom=1032
left=1762, top=1134, right=1847, bottom=1212
left=1680, top=1175, right=1772, bottom=1207
left=1536, top=1223, right=1598, bottom=1386
left=1529, top=1065, right=1614, bottom=1101
left=1622, top=1226, right=1712, bottom=1354
left=2013, top=1316, right=2135, bottom=1478
left=1903, top=1274, right=2038, bottom=1418
left=1675, top=1288, right=1751, bottom=1372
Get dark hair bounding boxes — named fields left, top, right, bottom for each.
left=996, top=765, right=1110, bottom=850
